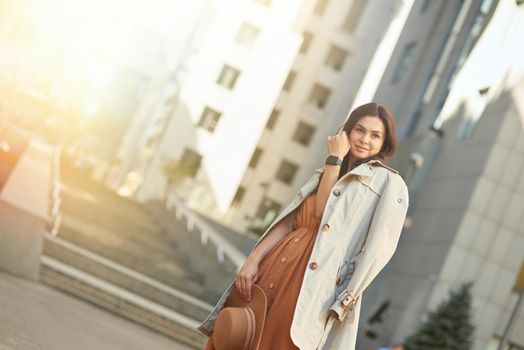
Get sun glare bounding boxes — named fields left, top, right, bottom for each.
left=1, top=0, right=174, bottom=139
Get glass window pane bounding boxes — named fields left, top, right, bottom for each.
left=235, top=22, right=260, bottom=48
left=256, top=197, right=281, bottom=220
left=391, top=42, right=417, bottom=84
left=283, top=70, right=297, bottom=91
left=275, top=159, right=299, bottom=184
left=292, top=121, right=316, bottom=146
left=314, top=0, right=329, bottom=16
left=249, top=148, right=263, bottom=168
left=308, top=83, right=331, bottom=109
left=180, top=148, right=202, bottom=177
left=217, top=64, right=241, bottom=90
left=343, top=0, right=367, bottom=32
left=197, top=106, right=222, bottom=132
left=266, top=109, right=280, bottom=130
left=300, top=32, right=313, bottom=54
left=232, top=186, right=246, bottom=205
left=325, top=44, right=349, bottom=71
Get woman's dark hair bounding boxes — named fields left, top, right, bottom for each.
left=336, top=102, right=397, bottom=179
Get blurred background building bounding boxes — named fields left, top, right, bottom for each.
left=358, top=1, right=524, bottom=349
left=117, top=0, right=312, bottom=216
left=116, top=0, right=415, bottom=232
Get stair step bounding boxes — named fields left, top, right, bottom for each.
left=56, top=214, right=224, bottom=303
left=40, top=256, right=207, bottom=349
left=43, top=235, right=213, bottom=321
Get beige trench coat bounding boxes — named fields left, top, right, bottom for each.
left=197, top=159, right=409, bottom=350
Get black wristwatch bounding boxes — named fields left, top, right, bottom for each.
left=325, top=155, right=342, bottom=166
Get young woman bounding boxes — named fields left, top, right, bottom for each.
left=198, top=102, right=410, bottom=350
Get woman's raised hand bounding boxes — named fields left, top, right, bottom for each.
left=327, top=129, right=351, bottom=159
left=235, top=255, right=260, bottom=302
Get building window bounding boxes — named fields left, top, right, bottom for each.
left=235, top=22, right=260, bottom=49
left=275, top=159, right=299, bottom=184
left=293, top=121, right=316, bottom=146
left=255, top=0, right=272, bottom=6
left=255, top=197, right=281, bottom=221
left=454, top=90, right=489, bottom=140
left=232, top=186, right=246, bottom=206
left=300, top=32, right=313, bottom=54
left=314, top=0, right=329, bottom=16
left=197, top=107, right=222, bottom=132
left=391, top=42, right=416, bottom=84
left=456, top=113, right=482, bottom=140
left=283, top=70, right=297, bottom=91
left=266, top=109, right=280, bottom=130
left=179, top=148, right=202, bottom=177
left=454, top=0, right=495, bottom=71
left=342, top=0, right=367, bottom=32
left=249, top=148, right=262, bottom=168
left=325, top=44, right=349, bottom=71
left=217, top=64, right=241, bottom=90
left=308, top=83, right=331, bottom=109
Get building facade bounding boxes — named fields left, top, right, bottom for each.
left=223, top=0, right=412, bottom=231
left=126, top=0, right=311, bottom=215
left=358, top=1, right=524, bottom=349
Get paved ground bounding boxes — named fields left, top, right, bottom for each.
left=0, top=271, right=193, bottom=350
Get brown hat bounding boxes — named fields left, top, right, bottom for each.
left=213, top=285, right=267, bottom=350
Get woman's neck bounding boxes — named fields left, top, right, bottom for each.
left=347, top=156, right=356, bottom=170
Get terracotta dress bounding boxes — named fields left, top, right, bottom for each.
left=205, top=191, right=321, bottom=350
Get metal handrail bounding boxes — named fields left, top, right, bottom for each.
left=48, top=144, right=62, bottom=236
left=166, top=195, right=246, bottom=271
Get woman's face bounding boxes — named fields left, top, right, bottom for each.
left=347, top=115, right=385, bottom=160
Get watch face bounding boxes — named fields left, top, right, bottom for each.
left=326, top=156, right=341, bottom=165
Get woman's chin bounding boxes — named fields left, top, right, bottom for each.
left=350, top=150, right=368, bottom=159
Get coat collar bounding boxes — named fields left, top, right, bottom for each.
left=314, top=159, right=399, bottom=177
left=366, top=159, right=400, bottom=175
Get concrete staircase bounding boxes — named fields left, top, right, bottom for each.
left=41, top=235, right=211, bottom=348
left=37, top=162, right=239, bottom=348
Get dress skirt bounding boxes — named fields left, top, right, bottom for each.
left=204, top=191, right=321, bottom=349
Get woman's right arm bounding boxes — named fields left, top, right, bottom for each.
left=236, top=210, right=296, bottom=301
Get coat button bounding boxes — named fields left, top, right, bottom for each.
left=269, top=283, right=274, bottom=289
left=397, top=198, right=402, bottom=204
left=280, top=257, right=286, bottom=263
left=322, top=223, right=330, bottom=232
left=333, top=188, right=341, bottom=196
left=336, top=277, right=342, bottom=286
left=309, top=262, right=318, bottom=270
left=293, top=238, right=300, bottom=243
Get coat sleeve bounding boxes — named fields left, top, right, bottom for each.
left=329, top=172, right=409, bottom=322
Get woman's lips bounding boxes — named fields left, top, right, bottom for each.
left=356, top=146, right=368, bottom=152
